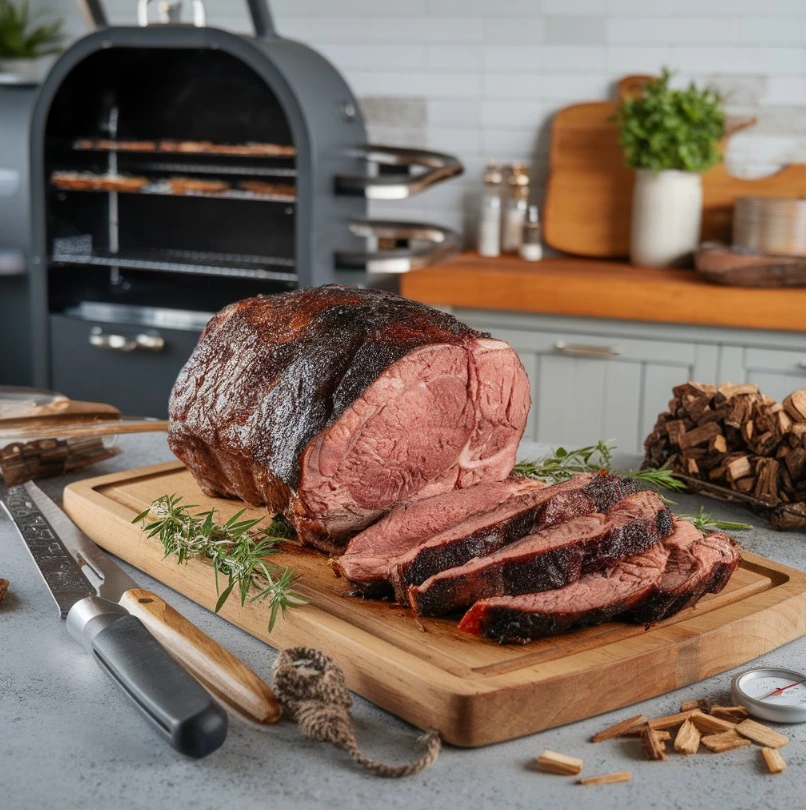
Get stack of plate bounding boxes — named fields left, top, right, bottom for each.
left=734, top=196, right=806, bottom=257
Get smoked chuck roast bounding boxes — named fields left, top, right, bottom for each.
left=626, top=519, right=739, bottom=625
left=168, top=285, right=531, bottom=551
left=408, top=489, right=672, bottom=617
left=459, top=543, right=671, bottom=644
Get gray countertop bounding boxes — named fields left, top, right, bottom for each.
left=2, top=434, right=806, bottom=810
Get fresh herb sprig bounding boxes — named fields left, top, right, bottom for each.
left=514, top=440, right=684, bottom=493
left=133, top=495, right=306, bottom=631
left=680, top=506, right=752, bottom=533
left=513, top=440, right=615, bottom=484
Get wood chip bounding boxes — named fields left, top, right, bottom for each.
left=680, top=698, right=711, bottom=713
left=0, top=578, right=7, bottom=605
left=654, top=730, right=672, bottom=742
left=673, top=719, right=701, bottom=755
left=642, top=728, right=667, bottom=761
left=679, top=422, right=721, bottom=449
left=762, top=747, right=787, bottom=774
left=709, top=706, right=749, bottom=722
left=647, top=710, right=697, bottom=729
left=591, top=714, right=647, bottom=742
left=535, top=750, right=583, bottom=775
left=691, top=711, right=736, bottom=734
left=735, top=719, right=789, bottom=749
left=700, top=730, right=752, bottom=753
left=783, top=390, right=806, bottom=422
left=578, top=771, right=631, bottom=786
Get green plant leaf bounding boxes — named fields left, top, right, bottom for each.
left=612, top=67, right=725, bottom=174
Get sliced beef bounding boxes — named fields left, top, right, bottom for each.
left=168, top=285, right=530, bottom=551
left=386, top=473, right=638, bottom=602
left=626, top=520, right=740, bottom=625
left=409, top=489, right=674, bottom=616
left=333, top=477, right=541, bottom=596
left=459, top=543, right=670, bottom=644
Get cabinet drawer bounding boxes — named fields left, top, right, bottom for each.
left=50, top=315, right=201, bottom=417
left=745, top=348, right=806, bottom=375
left=472, top=325, right=698, bottom=366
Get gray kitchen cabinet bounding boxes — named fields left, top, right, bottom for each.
left=452, top=309, right=806, bottom=455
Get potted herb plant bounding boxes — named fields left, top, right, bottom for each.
left=615, top=68, right=725, bottom=267
left=0, top=0, right=64, bottom=84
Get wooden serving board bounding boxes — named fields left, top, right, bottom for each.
left=64, top=462, right=806, bottom=747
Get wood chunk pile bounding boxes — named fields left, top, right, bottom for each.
left=593, top=701, right=789, bottom=773
left=643, top=382, right=806, bottom=529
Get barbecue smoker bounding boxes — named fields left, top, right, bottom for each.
left=23, top=0, right=463, bottom=416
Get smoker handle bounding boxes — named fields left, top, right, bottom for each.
left=553, top=341, right=624, bottom=359
left=245, top=0, right=277, bottom=38
left=89, top=327, right=165, bottom=353
left=335, top=146, right=464, bottom=201
left=335, top=220, right=460, bottom=275
left=76, top=0, right=108, bottom=29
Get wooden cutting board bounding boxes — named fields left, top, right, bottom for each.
left=543, top=78, right=806, bottom=259
left=64, top=462, right=806, bottom=747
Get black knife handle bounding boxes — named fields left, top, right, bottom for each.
left=67, top=597, right=228, bottom=758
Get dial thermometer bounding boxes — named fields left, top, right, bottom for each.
left=731, top=668, right=806, bottom=724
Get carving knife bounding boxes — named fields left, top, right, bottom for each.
left=0, top=481, right=278, bottom=751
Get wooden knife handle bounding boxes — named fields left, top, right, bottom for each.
left=119, top=588, right=281, bottom=724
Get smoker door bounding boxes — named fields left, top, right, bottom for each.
left=49, top=314, right=201, bottom=417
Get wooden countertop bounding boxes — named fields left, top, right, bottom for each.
left=400, top=253, right=806, bottom=333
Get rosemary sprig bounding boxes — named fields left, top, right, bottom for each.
left=132, top=494, right=307, bottom=631
left=680, top=506, right=752, bottom=533
left=512, top=440, right=615, bottom=484
left=514, top=440, right=685, bottom=493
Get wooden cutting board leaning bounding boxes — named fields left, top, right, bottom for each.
left=64, top=462, right=806, bottom=747
left=543, top=76, right=806, bottom=259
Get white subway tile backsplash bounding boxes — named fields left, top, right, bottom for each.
left=607, top=0, right=806, bottom=14
left=605, top=46, right=674, bottom=74
left=545, top=15, right=606, bottom=43
left=765, top=77, right=806, bottom=105
left=427, top=127, right=483, bottom=153
left=427, top=0, right=541, bottom=13
left=483, top=45, right=606, bottom=73
left=483, top=72, right=611, bottom=100
left=483, top=17, right=546, bottom=43
left=736, top=18, right=806, bottom=44
left=348, top=71, right=483, bottom=98
left=544, top=0, right=606, bottom=13
left=317, top=44, right=426, bottom=69
left=427, top=100, right=482, bottom=125
left=606, top=17, right=737, bottom=44
left=283, top=15, right=485, bottom=42
left=670, top=47, right=804, bottom=75
left=427, top=45, right=483, bottom=70
left=480, top=100, right=551, bottom=128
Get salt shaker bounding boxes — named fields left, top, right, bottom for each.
left=477, top=162, right=503, bottom=257
left=519, top=205, right=542, bottom=262
left=502, top=163, right=530, bottom=253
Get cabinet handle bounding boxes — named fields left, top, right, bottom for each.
left=89, top=327, right=165, bottom=352
left=553, top=341, right=623, bottom=359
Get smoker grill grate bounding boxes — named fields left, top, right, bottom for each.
left=72, top=139, right=296, bottom=159
left=123, top=161, right=297, bottom=178
left=50, top=172, right=296, bottom=202
left=50, top=247, right=297, bottom=282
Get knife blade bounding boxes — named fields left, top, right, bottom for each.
left=1, top=481, right=230, bottom=757
left=3, top=481, right=282, bottom=727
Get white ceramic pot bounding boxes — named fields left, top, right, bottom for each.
left=630, top=169, right=703, bottom=267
